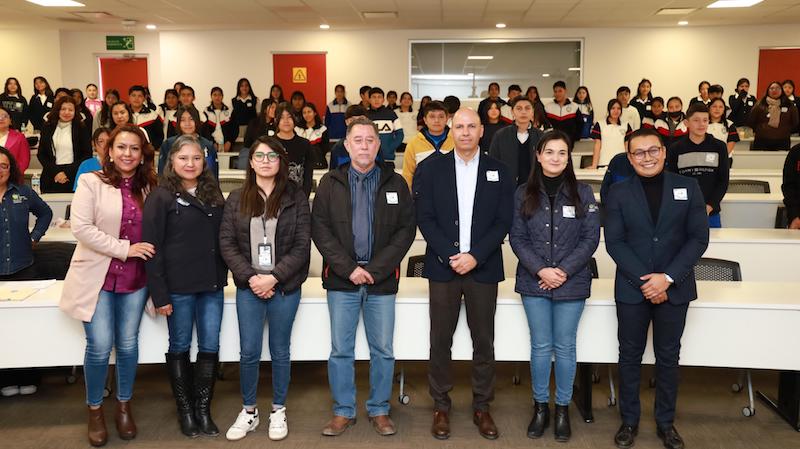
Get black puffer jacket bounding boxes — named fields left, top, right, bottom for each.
left=219, top=181, right=311, bottom=293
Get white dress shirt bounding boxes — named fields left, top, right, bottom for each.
left=455, top=150, right=480, bottom=253
left=53, top=121, right=74, bottom=165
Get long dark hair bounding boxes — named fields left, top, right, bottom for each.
left=175, top=105, right=203, bottom=135
left=0, top=144, right=22, bottom=185
left=236, top=78, right=256, bottom=101
left=606, top=99, right=623, bottom=123
left=521, top=129, right=582, bottom=218
left=302, top=102, right=322, bottom=129
left=45, top=96, right=82, bottom=128
left=757, top=81, right=790, bottom=108
left=636, top=79, right=653, bottom=101
left=269, top=84, right=285, bottom=103
left=275, top=102, right=295, bottom=131
left=98, top=89, right=120, bottom=126
left=573, top=86, right=592, bottom=109
left=160, top=134, right=224, bottom=207
left=109, top=101, right=134, bottom=129
left=32, top=76, right=53, bottom=97
left=98, top=125, right=157, bottom=207
left=708, top=98, right=727, bottom=124
left=240, top=136, right=290, bottom=219
left=259, top=98, right=277, bottom=126
left=4, top=78, right=21, bottom=97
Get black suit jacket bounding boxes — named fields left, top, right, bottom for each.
left=604, top=171, right=709, bottom=305
left=413, top=151, right=515, bottom=283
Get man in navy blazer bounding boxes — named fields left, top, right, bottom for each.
left=604, top=128, right=709, bottom=449
left=414, top=108, right=515, bottom=441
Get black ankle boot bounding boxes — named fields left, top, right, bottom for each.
left=554, top=404, right=571, bottom=442
left=166, top=352, right=199, bottom=437
left=193, top=352, right=219, bottom=436
left=527, top=401, right=549, bottom=438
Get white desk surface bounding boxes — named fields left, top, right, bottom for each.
left=1, top=278, right=798, bottom=371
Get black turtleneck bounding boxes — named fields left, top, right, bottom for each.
left=542, top=172, right=565, bottom=207
left=639, top=171, right=664, bottom=223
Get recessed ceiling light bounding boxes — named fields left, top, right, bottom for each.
left=145, top=24, right=157, bottom=30
left=656, top=8, right=696, bottom=15
left=568, top=67, right=581, bottom=71
left=496, top=23, right=506, bottom=28
left=542, top=73, right=550, bottom=77
left=319, top=24, right=330, bottom=30
left=678, top=20, right=689, bottom=26
left=708, top=0, right=763, bottom=8
left=26, top=0, right=84, bottom=6
left=467, top=56, right=494, bottom=60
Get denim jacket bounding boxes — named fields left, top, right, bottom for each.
left=0, top=183, right=52, bottom=275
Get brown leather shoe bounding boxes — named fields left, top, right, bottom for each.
left=473, top=410, right=499, bottom=440
left=321, top=415, right=356, bottom=436
left=87, top=406, right=108, bottom=447
left=115, top=401, right=137, bottom=440
left=369, top=415, right=396, bottom=436
left=431, top=409, right=450, bottom=440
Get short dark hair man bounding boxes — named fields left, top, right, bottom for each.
left=366, top=88, right=404, bottom=166
left=605, top=127, right=709, bottom=449
left=545, top=81, right=583, bottom=143
left=402, top=100, right=453, bottom=187
left=489, top=96, right=544, bottom=185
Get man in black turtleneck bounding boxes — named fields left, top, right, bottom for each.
left=604, top=128, right=709, bottom=449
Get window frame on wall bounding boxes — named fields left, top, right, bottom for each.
left=408, top=38, right=585, bottom=101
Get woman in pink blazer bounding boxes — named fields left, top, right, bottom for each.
left=0, top=105, right=30, bottom=181
left=60, top=124, right=157, bottom=447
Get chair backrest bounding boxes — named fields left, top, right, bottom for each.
left=24, top=172, right=32, bottom=187
left=775, top=206, right=788, bottom=229
left=65, top=204, right=71, bottom=221
left=32, top=242, right=77, bottom=280
left=694, top=257, right=742, bottom=282
left=406, top=255, right=425, bottom=278
left=229, top=155, right=239, bottom=170
left=589, top=257, right=599, bottom=279
left=579, top=179, right=602, bottom=194
left=726, top=179, right=770, bottom=194
left=580, top=155, right=593, bottom=169
left=218, top=178, right=245, bottom=193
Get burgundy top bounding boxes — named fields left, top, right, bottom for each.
left=102, top=177, right=146, bottom=293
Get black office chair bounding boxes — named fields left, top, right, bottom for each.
left=726, top=179, right=770, bottom=194
left=693, top=257, right=754, bottom=417
left=580, top=155, right=593, bottom=169
left=775, top=206, right=788, bottom=229
left=580, top=179, right=602, bottom=194
left=229, top=155, right=239, bottom=170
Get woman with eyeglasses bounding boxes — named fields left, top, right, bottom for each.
left=509, top=130, right=600, bottom=443
left=142, top=134, right=227, bottom=438
left=220, top=136, right=310, bottom=442
left=749, top=81, right=800, bottom=151
left=0, top=106, right=30, bottom=176
left=37, top=96, right=92, bottom=193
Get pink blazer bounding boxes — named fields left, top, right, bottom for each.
left=4, top=130, right=30, bottom=181
left=60, top=173, right=140, bottom=321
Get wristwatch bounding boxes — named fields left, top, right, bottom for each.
left=664, top=273, right=674, bottom=284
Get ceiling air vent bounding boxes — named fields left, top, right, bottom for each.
left=362, top=11, right=398, bottom=19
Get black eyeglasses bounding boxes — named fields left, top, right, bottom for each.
left=629, top=146, right=662, bottom=161
left=253, top=151, right=280, bottom=162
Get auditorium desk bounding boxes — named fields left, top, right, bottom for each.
left=577, top=168, right=784, bottom=195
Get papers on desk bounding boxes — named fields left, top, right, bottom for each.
left=0, top=279, right=56, bottom=301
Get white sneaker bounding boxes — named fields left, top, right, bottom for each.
left=1, top=386, right=20, bottom=397
left=19, top=385, right=37, bottom=395
left=226, top=408, right=259, bottom=441
left=268, top=407, right=288, bottom=441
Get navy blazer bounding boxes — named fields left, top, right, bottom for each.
left=604, top=171, right=709, bottom=305
left=413, top=151, right=515, bottom=283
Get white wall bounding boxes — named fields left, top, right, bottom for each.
left=12, top=24, right=800, bottom=109
left=0, top=29, right=62, bottom=94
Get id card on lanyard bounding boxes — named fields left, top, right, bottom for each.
left=257, top=215, right=274, bottom=270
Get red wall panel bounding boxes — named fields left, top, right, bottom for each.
left=99, top=57, right=149, bottom=103
left=757, top=49, right=800, bottom=96
left=272, top=53, right=327, bottom=115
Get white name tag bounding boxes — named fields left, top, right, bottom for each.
left=562, top=205, right=576, bottom=218
left=673, top=188, right=688, bottom=201
left=257, top=243, right=273, bottom=269
left=747, top=101, right=754, bottom=106
left=486, top=170, right=499, bottom=182
left=705, top=153, right=717, bottom=163
left=646, top=105, right=652, bottom=111
left=386, top=191, right=399, bottom=204
left=176, top=197, right=190, bottom=206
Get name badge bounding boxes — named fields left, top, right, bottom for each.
left=747, top=101, right=754, bottom=106
left=705, top=153, right=717, bottom=163
left=386, top=191, right=399, bottom=204
left=646, top=105, right=652, bottom=111
left=781, top=107, right=789, bottom=113
left=176, top=197, right=190, bottom=206
left=46, top=102, right=52, bottom=108
left=246, top=102, right=252, bottom=108
left=673, top=188, right=688, bottom=201
left=486, top=170, right=499, bottom=182
left=562, top=205, right=576, bottom=218
left=257, top=243, right=273, bottom=269
left=11, top=193, right=25, bottom=204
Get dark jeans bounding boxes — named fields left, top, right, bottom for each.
left=616, top=300, right=689, bottom=427
left=166, top=290, right=224, bottom=353
left=428, top=275, right=497, bottom=412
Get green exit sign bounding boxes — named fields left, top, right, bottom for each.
left=106, top=35, right=135, bottom=51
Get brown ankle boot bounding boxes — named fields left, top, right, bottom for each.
left=87, top=406, right=108, bottom=447
left=115, top=401, right=137, bottom=440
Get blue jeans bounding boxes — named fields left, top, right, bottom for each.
left=166, top=290, right=224, bottom=353
left=83, top=287, right=148, bottom=406
left=327, top=287, right=395, bottom=418
left=709, top=213, right=721, bottom=228
left=522, top=295, right=585, bottom=405
left=237, top=288, right=301, bottom=408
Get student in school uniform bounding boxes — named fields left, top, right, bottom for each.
left=630, top=79, right=653, bottom=121
left=666, top=102, right=730, bottom=228
left=289, top=91, right=306, bottom=126
left=295, top=102, right=329, bottom=169
left=545, top=81, right=582, bottom=143
left=641, top=97, right=666, bottom=127
left=231, top=78, right=258, bottom=138
left=489, top=96, right=545, bottom=185
left=783, top=80, right=800, bottom=133
left=158, top=89, right=180, bottom=140
left=244, top=99, right=277, bottom=149
left=325, top=84, right=349, bottom=140
left=417, top=96, right=432, bottom=128
left=591, top=99, right=633, bottom=169
left=396, top=92, right=418, bottom=154
left=74, top=128, right=111, bottom=191
left=402, top=100, right=454, bottom=188
left=28, top=76, right=54, bottom=132
left=689, top=81, right=712, bottom=107
left=616, top=86, right=641, bottom=130
left=93, top=89, right=120, bottom=133
left=71, top=89, right=94, bottom=132
left=478, top=82, right=507, bottom=125
left=359, top=85, right=371, bottom=109
left=158, top=105, right=219, bottom=179
left=526, top=86, right=548, bottom=128
left=204, top=87, right=236, bottom=153
left=749, top=81, right=800, bottom=151
left=646, top=97, right=688, bottom=148
left=707, top=98, right=740, bottom=165
left=128, top=85, right=164, bottom=148
left=500, top=84, right=522, bottom=124
left=386, top=90, right=398, bottom=110
left=263, top=84, right=285, bottom=110
left=1, top=77, right=29, bottom=131
left=366, top=87, right=403, bottom=166
left=573, top=86, right=594, bottom=139
left=479, top=99, right=509, bottom=153
left=728, top=78, right=757, bottom=135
